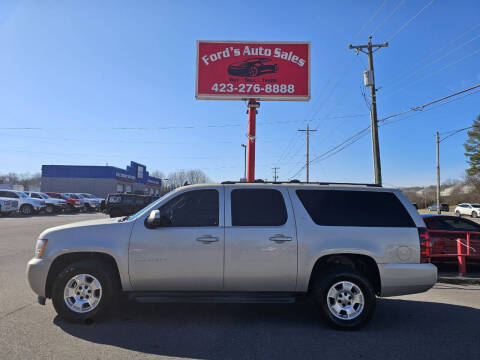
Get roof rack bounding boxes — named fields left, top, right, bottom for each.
left=220, top=180, right=381, bottom=187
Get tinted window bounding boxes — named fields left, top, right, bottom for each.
left=231, top=189, right=287, bottom=226
left=296, top=190, right=415, bottom=227
left=443, top=218, right=480, bottom=231
left=158, top=189, right=219, bottom=227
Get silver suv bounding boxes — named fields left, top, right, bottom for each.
left=26, top=183, right=436, bottom=329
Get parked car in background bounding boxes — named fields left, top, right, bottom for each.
left=77, top=193, right=101, bottom=212
left=63, top=193, right=86, bottom=212
left=0, top=195, right=19, bottom=216
left=0, top=190, right=45, bottom=215
left=26, top=192, right=67, bottom=214
left=454, top=203, right=480, bottom=217
left=421, top=214, right=480, bottom=265
left=27, top=183, right=436, bottom=329
left=45, top=192, right=83, bottom=212
left=104, top=193, right=159, bottom=218
left=427, top=203, right=450, bottom=212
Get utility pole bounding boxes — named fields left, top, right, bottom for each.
left=272, top=167, right=280, bottom=182
left=241, top=144, right=247, bottom=180
left=298, top=124, right=317, bottom=182
left=349, top=36, right=388, bottom=186
left=436, top=131, right=441, bottom=214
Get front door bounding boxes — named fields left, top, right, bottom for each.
left=129, top=187, right=224, bottom=291
left=224, top=187, right=298, bottom=291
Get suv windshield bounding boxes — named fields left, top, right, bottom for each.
left=39, top=193, right=50, bottom=199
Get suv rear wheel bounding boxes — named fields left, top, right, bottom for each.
left=311, top=267, right=376, bottom=330
left=52, top=260, right=117, bottom=322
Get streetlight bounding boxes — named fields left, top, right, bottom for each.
left=241, top=144, right=247, bottom=180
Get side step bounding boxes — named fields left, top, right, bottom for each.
left=130, top=292, right=298, bottom=304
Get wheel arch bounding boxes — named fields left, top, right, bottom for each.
left=45, top=251, right=122, bottom=298
left=307, top=253, right=381, bottom=296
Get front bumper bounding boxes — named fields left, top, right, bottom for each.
left=379, top=263, right=437, bottom=297
left=26, top=258, right=51, bottom=298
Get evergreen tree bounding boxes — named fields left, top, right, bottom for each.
left=464, top=115, right=480, bottom=176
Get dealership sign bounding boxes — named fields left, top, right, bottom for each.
left=196, top=41, right=310, bottom=101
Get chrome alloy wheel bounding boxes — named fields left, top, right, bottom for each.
left=326, top=281, right=364, bottom=320
left=64, top=274, right=102, bottom=313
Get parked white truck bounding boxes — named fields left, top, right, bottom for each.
left=0, top=190, right=45, bottom=215
left=0, top=196, right=19, bottom=216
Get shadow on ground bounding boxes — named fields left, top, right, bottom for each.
left=54, top=298, right=480, bottom=359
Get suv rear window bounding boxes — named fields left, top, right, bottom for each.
left=231, top=189, right=287, bottom=226
left=296, top=190, right=414, bottom=227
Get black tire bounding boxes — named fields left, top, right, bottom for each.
left=109, top=208, right=122, bottom=218
left=45, top=205, right=54, bottom=215
left=472, top=211, right=478, bottom=218
left=20, top=204, right=33, bottom=216
left=51, top=260, right=117, bottom=322
left=310, top=266, right=376, bottom=330
left=67, top=204, right=75, bottom=212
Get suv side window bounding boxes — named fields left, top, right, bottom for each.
left=231, top=189, right=287, bottom=226
left=158, top=189, right=219, bottom=227
left=31, top=193, right=41, bottom=199
left=296, top=190, right=415, bottom=227
left=1, top=191, right=18, bottom=198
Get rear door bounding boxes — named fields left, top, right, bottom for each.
left=224, top=186, right=297, bottom=291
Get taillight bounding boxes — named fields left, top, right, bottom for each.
left=418, top=227, right=431, bottom=263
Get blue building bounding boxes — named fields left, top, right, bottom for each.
left=41, top=161, right=162, bottom=198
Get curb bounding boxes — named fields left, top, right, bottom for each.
left=437, top=275, right=480, bottom=285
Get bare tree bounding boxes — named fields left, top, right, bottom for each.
left=0, top=172, right=42, bottom=190
left=166, top=169, right=211, bottom=190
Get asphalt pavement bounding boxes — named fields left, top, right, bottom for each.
left=0, top=214, right=479, bottom=359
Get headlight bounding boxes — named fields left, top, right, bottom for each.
left=34, top=239, right=48, bottom=258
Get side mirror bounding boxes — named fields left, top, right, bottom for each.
left=146, top=209, right=161, bottom=228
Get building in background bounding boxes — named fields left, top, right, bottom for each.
left=41, top=161, right=162, bottom=198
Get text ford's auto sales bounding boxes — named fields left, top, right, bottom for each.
left=196, top=41, right=310, bottom=101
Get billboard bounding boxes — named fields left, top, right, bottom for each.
left=196, top=41, right=310, bottom=101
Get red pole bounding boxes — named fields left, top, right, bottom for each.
left=457, top=238, right=466, bottom=276
left=247, top=100, right=259, bottom=182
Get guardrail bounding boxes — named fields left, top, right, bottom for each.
left=428, top=230, right=480, bottom=276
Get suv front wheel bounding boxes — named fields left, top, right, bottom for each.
left=311, top=267, right=376, bottom=330
left=52, top=261, right=116, bottom=322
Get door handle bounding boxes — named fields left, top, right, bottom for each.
left=269, top=235, right=293, bottom=243
left=196, top=236, right=219, bottom=243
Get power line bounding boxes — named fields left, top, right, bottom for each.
left=379, top=83, right=480, bottom=123
left=371, top=0, right=406, bottom=36
left=381, top=47, right=480, bottom=99
left=352, top=0, right=389, bottom=42
left=288, top=83, right=480, bottom=180
left=439, top=126, right=472, bottom=142
left=383, top=32, right=480, bottom=91
left=381, top=23, right=480, bottom=90
left=386, top=0, right=435, bottom=42
left=275, top=1, right=390, bottom=169
left=288, top=126, right=371, bottom=180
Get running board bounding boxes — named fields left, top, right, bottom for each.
left=130, top=292, right=298, bottom=304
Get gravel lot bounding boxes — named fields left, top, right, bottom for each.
left=1, top=214, right=479, bottom=359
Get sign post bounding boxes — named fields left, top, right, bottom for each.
left=196, top=41, right=310, bottom=181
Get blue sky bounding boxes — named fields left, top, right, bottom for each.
left=0, top=0, right=479, bottom=187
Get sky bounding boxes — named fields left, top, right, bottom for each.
left=0, top=0, right=479, bottom=187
